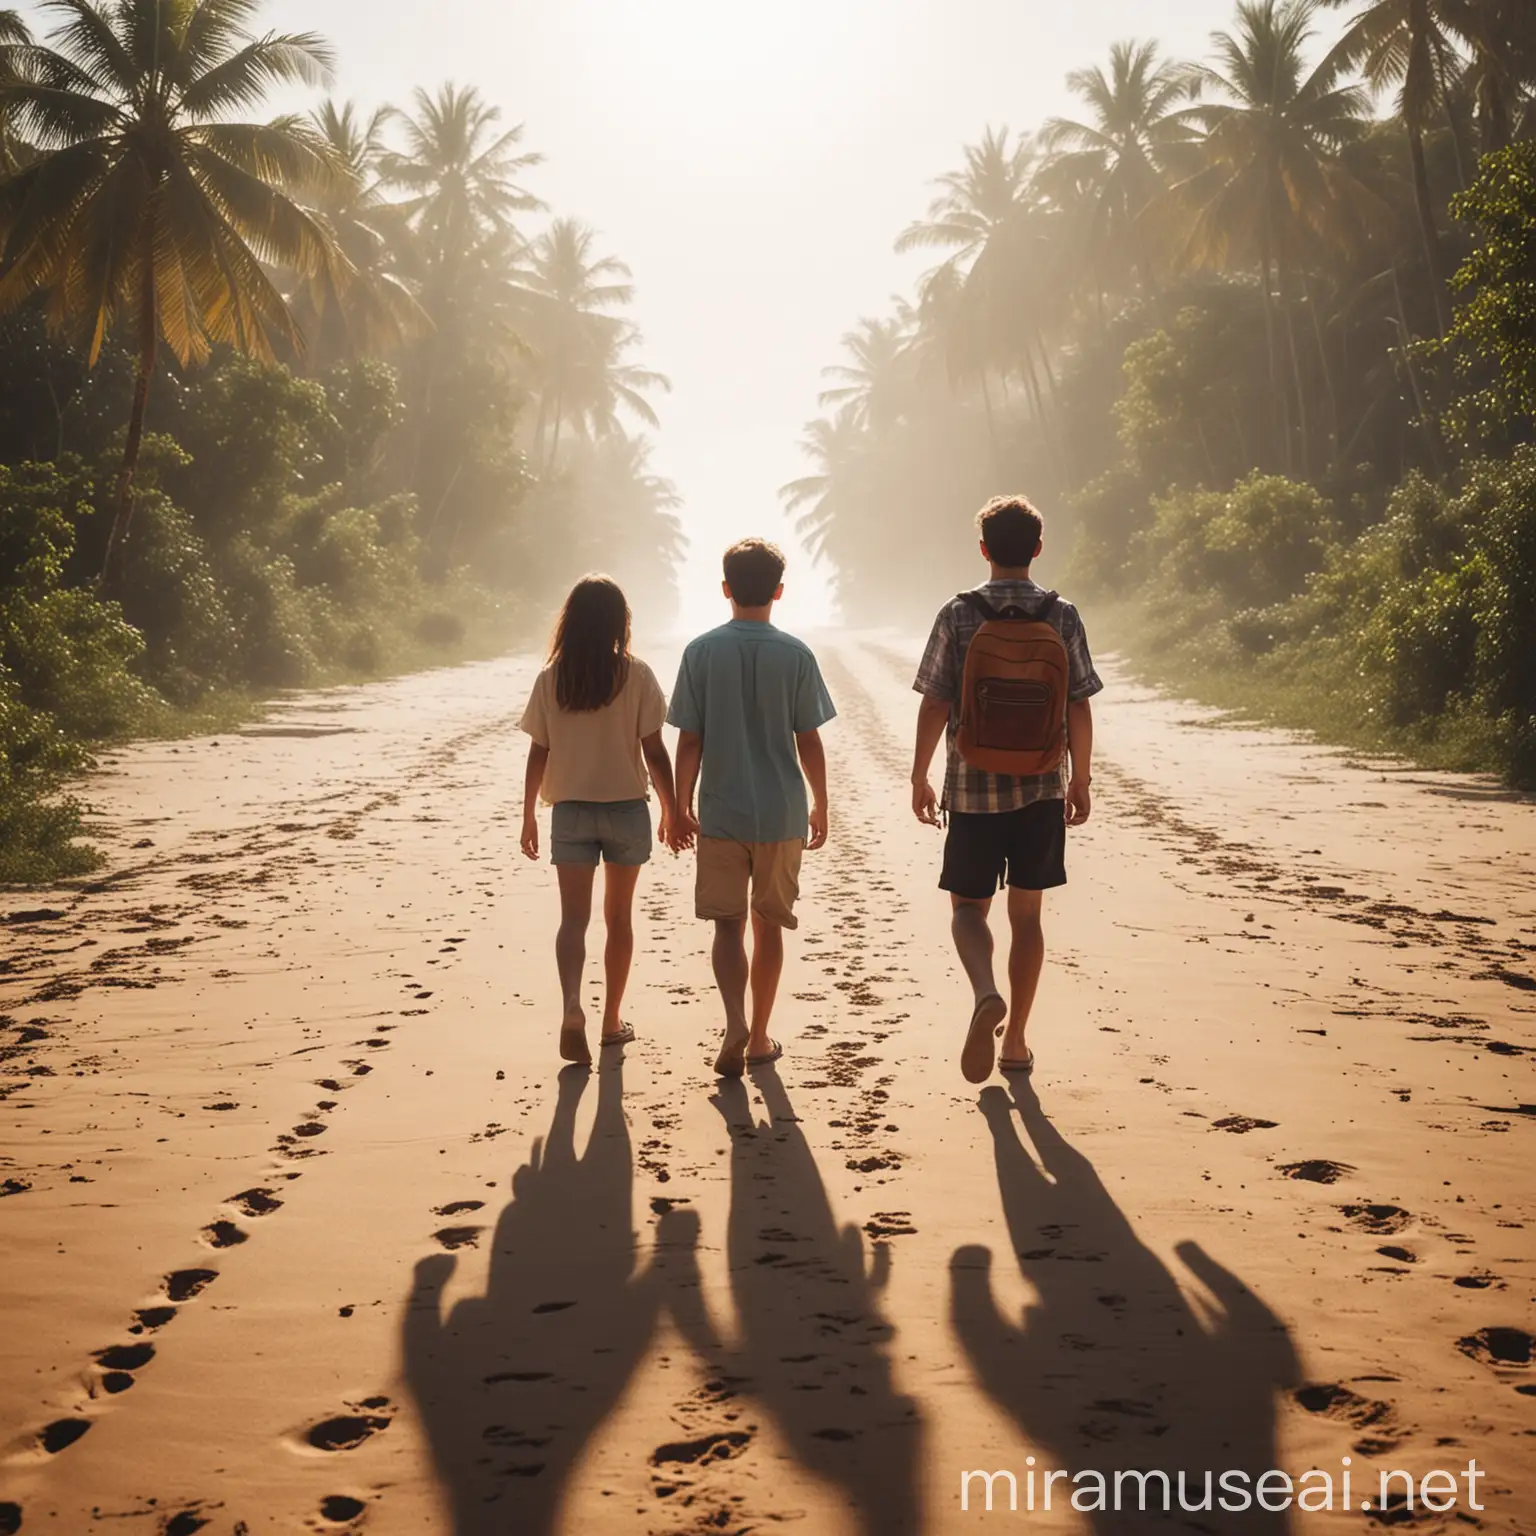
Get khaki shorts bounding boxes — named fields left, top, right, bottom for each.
left=696, top=837, right=804, bottom=929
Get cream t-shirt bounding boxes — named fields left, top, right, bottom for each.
left=519, top=657, right=667, bottom=805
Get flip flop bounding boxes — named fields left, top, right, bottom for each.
left=746, top=1039, right=784, bottom=1067
left=961, top=993, right=1007, bottom=1084
left=600, top=1023, right=636, bottom=1047
left=999, top=1048, right=1035, bottom=1075
left=559, top=1025, right=592, bottom=1066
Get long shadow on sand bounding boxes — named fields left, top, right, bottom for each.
left=668, top=1068, right=924, bottom=1535
left=404, top=1060, right=669, bottom=1534
left=952, top=1080, right=1299, bottom=1533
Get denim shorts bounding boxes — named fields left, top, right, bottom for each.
left=550, top=799, right=653, bottom=867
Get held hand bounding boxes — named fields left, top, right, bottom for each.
left=807, top=803, right=829, bottom=852
left=668, top=809, right=699, bottom=853
left=520, top=815, right=539, bottom=860
left=1065, top=777, right=1092, bottom=828
left=912, top=780, right=941, bottom=826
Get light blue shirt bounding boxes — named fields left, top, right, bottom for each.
left=667, top=620, right=836, bottom=843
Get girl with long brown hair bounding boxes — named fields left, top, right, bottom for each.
left=520, top=575, right=687, bottom=1064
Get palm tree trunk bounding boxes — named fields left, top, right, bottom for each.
left=102, top=260, right=158, bottom=591
left=1278, top=256, right=1312, bottom=479
left=547, top=393, right=565, bottom=468
left=978, top=371, right=1001, bottom=476
left=1259, top=220, right=1293, bottom=476
left=1408, top=121, right=1450, bottom=336
left=1305, top=276, right=1340, bottom=470
left=1390, top=262, right=1446, bottom=478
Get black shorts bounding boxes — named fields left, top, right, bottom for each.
left=940, top=800, right=1067, bottom=899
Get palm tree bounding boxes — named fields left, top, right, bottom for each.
left=779, top=408, right=869, bottom=563
left=0, top=0, right=344, bottom=586
left=1040, top=39, right=1199, bottom=296
left=293, top=98, right=424, bottom=364
left=895, top=127, right=1046, bottom=454
left=895, top=124, right=1037, bottom=265
left=1453, top=0, right=1536, bottom=151
left=0, top=9, right=33, bottom=173
left=1177, top=0, right=1381, bottom=472
left=376, top=83, right=543, bottom=289
left=515, top=218, right=667, bottom=463
left=1320, top=0, right=1480, bottom=332
left=817, top=306, right=916, bottom=432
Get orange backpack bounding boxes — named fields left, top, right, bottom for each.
left=955, top=591, right=1069, bottom=776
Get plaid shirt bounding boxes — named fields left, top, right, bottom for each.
left=913, top=580, right=1103, bottom=814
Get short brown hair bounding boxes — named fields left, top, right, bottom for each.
left=976, top=495, right=1044, bottom=567
left=722, top=538, right=786, bottom=607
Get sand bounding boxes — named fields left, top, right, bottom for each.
left=1, top=637, right=1533, bottom=1535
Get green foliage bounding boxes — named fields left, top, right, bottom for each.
left=1443, top=142, right=1536, bottom=442
left=0, top=461, right=155, bottom=739
left=0, top=461, right=151, bottom=881
left=1132, top=453, right=1536, bottom=786
left=1143, top=473, right=1339, bottom=612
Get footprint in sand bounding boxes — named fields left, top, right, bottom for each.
left=227, top=1188, right=283, bottom=1218
left=164, top=1268, right=217, bottom=1302
left=1456, top=1327, right=1533, bottom=1369
left=202, top=1219, right=247, bottom=1249
left=0, top=1501, right=20, bottom=1534
left=1338, top=1203, right=1412, bottom=1235
left=1279, top=1160, right=1356, bottom=1184
left=432, top=1200, right=485, bottom=1217
left=303, top=1396, right=395, bottom=1452
left=94, top=1341, right=154, bottom=1393
left=1212, top=1115, right=1279, bottom=1134
left=651, top=1430, right=753, bottom=1470
left=1293, top=1383, right=1407, bottom=1454
left=37, top=1417, right=91, bottom=1454
left=432, top=1225, right=483, bottom=1251
left=164, top=1510, right=210, bottom=1536
left=319, top=1494, right=367, bottom=1524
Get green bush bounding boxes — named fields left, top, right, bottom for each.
left=1143, top=473, right=1338, bottom=613
left=0, top=461, right=155, bottom=740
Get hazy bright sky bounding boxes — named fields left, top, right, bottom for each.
left=22, top=0, right=1343, bottom=631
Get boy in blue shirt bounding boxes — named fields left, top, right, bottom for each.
left=669, top=539, right=836, bottom=1077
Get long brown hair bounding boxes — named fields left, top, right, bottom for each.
left=549, top=575, right=632, bottom=711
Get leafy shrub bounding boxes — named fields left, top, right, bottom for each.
left=0, top=461, right=155, bottom=740
left=1143, top=473, right=1338, bottom=612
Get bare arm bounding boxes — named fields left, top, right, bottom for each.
left=1065, top=698, right=1093, bottom=827
left=911, top=695, right=950, bottom=825
left=674, top=729, right=703, bottom=838
left=640, top=730, right=687, bottom=849
left=795, top=728, right=829, bottom=850
left=521, top=742, right=549, bottom=859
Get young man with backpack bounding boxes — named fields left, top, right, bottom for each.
left=910, top=495, right=1102, bottom=1084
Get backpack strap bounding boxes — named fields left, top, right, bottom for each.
left=956, top=590, right=1002, bottom=623
left=958, top=588, right=1060, bottom=623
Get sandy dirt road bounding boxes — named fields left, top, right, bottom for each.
left=1, top=636, right=1533, bottom=1536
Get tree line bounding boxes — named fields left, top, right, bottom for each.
left=0, top=0, right=683, bottom=879
left=786, top=0, right=1536, bottom=787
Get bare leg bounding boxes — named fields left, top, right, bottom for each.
left=1001, top=886, right=1045, bottom=1060
left=952, top=895, right=1005, bottom=1083
left=950, top=895, right=998, bottom=1002
left=601, top=862, right=641, bottom=1039
left=556, top=864, right=596, bottom=1060
left=747, top=911, right=785, bottom=1056
left=712, top=917, right=750, bottom=1076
